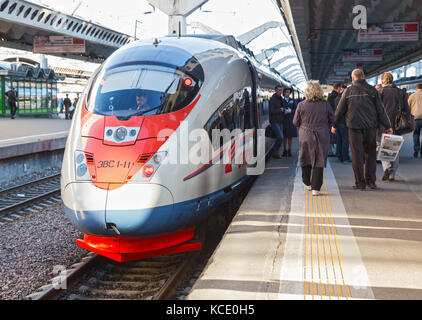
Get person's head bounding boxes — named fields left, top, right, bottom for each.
left=275, top=85, right=283, bottom=96
left=136, top=95, right=148, bottom=107
left=305, top=80, right=324, bottom=102
left=66, top=94, right=69, bottom=97
left=351, top=69, right=365, bottom=82
left=417, top=84, right=422, bottom=91
left=11, top=87, right=15, bottom=91
left=375, top=84, right=381, bottom=91
left=381, top=72, right=394, bottom=86
left=333, top=83, right=342, bottom=93
left=283, top=88, right=292, bottom=98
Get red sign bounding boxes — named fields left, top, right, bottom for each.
left=34, top=36, right=86, bottom=54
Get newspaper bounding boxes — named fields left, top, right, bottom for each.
left=377, top=134, right=404, bottom=162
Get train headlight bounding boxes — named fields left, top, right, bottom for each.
left=74, top=151, right=93, bottom=181
left=76, top=153, right=85, bottom=164
left=153, top=151, right=168, bottom=164
left=143, top=164, right=155, bottom=177
left=130, top=151, right=168, bottom=182
left=115, top=127, right=127, bottom=141
left=77, top=164, right=88, bottom=177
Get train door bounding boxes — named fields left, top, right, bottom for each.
left=244, top=58, right=263, bottom=161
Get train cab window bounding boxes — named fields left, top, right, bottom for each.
left=86, top=63, right=202, bottom=119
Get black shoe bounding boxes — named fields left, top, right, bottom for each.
left=367, top=183, right=377, bottom=190
left=382, top=168, right=393, bottom=181
left=414, top=150, right=419, bottom=158
left=353, top=185, right=366, bottom=191
left=282, top=150, right=288, bottom=157
left=287, top=150, right=292, bottom=157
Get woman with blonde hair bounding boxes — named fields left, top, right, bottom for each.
left=293, top=80, right=334, bottom=196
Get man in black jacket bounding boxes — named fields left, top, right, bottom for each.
left=269, top=85, right=285, bottom=158
left=6, top=87, right=17, bottom=119
left=327, top=83, right=342, bottom=156
left=63, top=94, right=72, bottom=120
left=332, top=69, right=392, bottom=190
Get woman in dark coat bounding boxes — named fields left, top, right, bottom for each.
left=282, top=88, right=298, bottom=157
left=293, top=81, right=334, bottom=196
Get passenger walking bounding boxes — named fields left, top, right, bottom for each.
left=332, top=69, right=392, bottom=191
left=334, top=85, right=350, bottom=162
left=6, top=87, right=17, bottom=119
left=59, top=98, right=64, bottom=113
left=282, top=87, right=297, bottom=157
left=379, top=72, right=411, bottom=181
left=327, top=83, right=342, bottom=156
left=293, top=80, right=334, bottom=196
left=269, top=85, right=285, bottom=158
left=408, top=83, right=422, bottom=158
left=63, top=94, right=72, bottom=120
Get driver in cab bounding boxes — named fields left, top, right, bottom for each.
left=136, top=95, right=150, bottom=113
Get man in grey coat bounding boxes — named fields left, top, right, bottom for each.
left=332, top=69, right=392, bottom=190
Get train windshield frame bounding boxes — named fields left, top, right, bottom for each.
left=86, top=60, right=203, bottom=119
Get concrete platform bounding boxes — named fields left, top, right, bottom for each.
left=0, top=117, right=71, bottom=159
left=188, top=134, right=422, bottom=300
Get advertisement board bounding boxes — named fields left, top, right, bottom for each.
left=34, top=36, right=86, bottom=54
left=358, top=22, right=419, bottom=42
left=343, top=49, right=383, bottom=62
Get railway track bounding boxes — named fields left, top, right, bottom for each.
left=32, top=252, right=195, bottom=300
left=0, top=174, right=61, bottom=217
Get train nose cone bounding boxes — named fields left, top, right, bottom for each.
left=105, top=183, right=174, bottom=236
left=63, top=183, right=175, bottom=237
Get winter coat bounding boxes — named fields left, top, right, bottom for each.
left=269, top=93, right=284, bottom=123
left=409, top=89, right=422, bottom=120
left=334, top=79, right=391, bottom=130
left=327, top=90, right=339, bottom=113
left=379, top=84, right=410, bottom=135
left=293, top=100, right=334, bottom=168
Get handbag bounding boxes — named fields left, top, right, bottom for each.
left=394, top=88, right=414, bottom=135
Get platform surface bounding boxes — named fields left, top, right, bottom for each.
left=0, top=117, right=71, bottom=159
left=0, top=117, right=71, bottom=144
left=188, top=134, right=422, bottom=300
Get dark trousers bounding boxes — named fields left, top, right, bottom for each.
left=336, top=123, right=350, bottom=161
left=349, top=128, right=377, bottom=187
left=65, top=105, right=70, bottom=119
left=414, top=119, right=422, bottom=152
left=302, top=166, right=324, bottom=191
left=9, top=102, right=17, bottom=118
left=271, top=122, right=284, bottom=153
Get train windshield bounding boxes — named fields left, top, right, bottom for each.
left=86, top=63, right=202, bottom=118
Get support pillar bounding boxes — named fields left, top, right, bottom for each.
left=148, top=0, right=209, bottom=36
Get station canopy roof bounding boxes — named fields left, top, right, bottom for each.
left=281, top=0, right=422, bottom=83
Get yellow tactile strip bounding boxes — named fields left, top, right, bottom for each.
left=304, top=179, right=352, bottom=300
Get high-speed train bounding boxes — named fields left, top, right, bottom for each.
left=61, top=34, right=299, bottom=262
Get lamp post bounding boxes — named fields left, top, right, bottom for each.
left=134, top=20, right=142, bottom=40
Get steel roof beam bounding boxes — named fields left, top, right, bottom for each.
left=270, top=55, right=296, bottom=69
left=0, top=0, right=133, bottom=48
left=255, top=42, right=290, bottom=62
left=237, top=21, right=284, bottom=45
